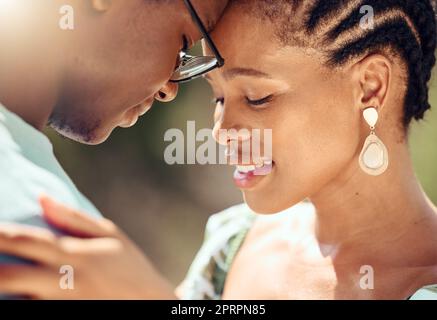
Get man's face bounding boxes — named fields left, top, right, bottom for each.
left=49, top=0, right=226, bottom=144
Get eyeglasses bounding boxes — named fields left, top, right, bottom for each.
left=170, top=0, right=225, bottom=83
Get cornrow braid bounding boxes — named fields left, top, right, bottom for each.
left=231, top=0, right=437, bottom=126
left=329, top=19, right=426, bottom=124
left=306, top=0, right=346, bottom=31
left=313, top=0, right=437, bottom=125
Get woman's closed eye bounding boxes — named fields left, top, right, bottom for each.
left=213, top=95, right=273, bottom=107
left=246, top=95, right=273, bottom=106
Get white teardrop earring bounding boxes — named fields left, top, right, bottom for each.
left=358, top=107, right=389, bottom=176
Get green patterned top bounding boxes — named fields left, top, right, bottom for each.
left=180, top=203, right=437, bottom=300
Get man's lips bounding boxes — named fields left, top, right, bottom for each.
left=119, top=101, right=153, bottom=128
left=137, top=102, right=153, bottom=116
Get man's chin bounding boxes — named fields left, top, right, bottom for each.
left=52, top=126, right=111, bottom=145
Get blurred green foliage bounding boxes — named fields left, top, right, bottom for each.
left=410, top=76, right=437, bottom=202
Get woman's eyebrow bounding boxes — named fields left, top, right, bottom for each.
left=223, top=67, right=272, bottom=80
left=202, top=67, right=272, bottom=82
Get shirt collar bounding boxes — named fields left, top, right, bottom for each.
left=0, top=103, right=53, bottom=161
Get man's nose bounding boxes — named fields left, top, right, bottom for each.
left=154, top=82, right=178, bottom=102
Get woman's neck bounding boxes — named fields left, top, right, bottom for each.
left=309, top=140, right=436, bottom=249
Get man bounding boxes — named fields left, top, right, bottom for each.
left=0, top=0, right=227, bottom=260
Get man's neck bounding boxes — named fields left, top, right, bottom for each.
left=0, top=52, right=60, bottom=131
left=0, top=3, right=62, bottom=131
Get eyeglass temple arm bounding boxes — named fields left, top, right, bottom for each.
left=183, top=0, right=225, bottom=67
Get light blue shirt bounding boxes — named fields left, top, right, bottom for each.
left=0, top=103, right=102, bottom=264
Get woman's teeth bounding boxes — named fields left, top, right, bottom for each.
left=237, top=165, right=256, bottom=173
left=236, top=160, right=273, bottom=175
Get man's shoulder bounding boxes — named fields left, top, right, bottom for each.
left=0, top=139, right=92, bottom=228
left=0, top=106, right=101, bottom=229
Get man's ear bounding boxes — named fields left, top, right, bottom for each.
left=351, top=54, right=391, bottom=111
left=91, top=0, right=112, bottom=12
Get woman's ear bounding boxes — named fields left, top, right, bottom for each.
left=91, top=0, right=113, bottom=12
left=352, top=54, right=391, bottom=111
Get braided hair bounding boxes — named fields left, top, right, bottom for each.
left=232, top=0, right=437, bottom=126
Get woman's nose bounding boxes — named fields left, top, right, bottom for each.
left=212, top=121, right=226, bottom=145
left=154, top=82, right=178, bottom=102
left=212, top=111, right=251, bottom=146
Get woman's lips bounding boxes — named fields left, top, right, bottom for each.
left=233, top=162, right=274, bottom=189
left=253, top=162, right=273, bottom=175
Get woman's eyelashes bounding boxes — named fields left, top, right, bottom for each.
left=214, top=95, right=273, bottom=107
left=246, top=95, right=273, bottom=106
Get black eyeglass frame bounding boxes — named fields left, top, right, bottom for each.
left=170, top=0, right=225, bottom=83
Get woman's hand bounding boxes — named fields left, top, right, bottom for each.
left=0, top=196, right=176, bottom=299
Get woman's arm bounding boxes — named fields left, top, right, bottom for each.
left=0, top=196, right=177, bottom=299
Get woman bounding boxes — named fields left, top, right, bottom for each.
left=0, top=0, right=437, bottom=299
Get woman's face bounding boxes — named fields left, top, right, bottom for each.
left=205, top=7, right=365, bottom=214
